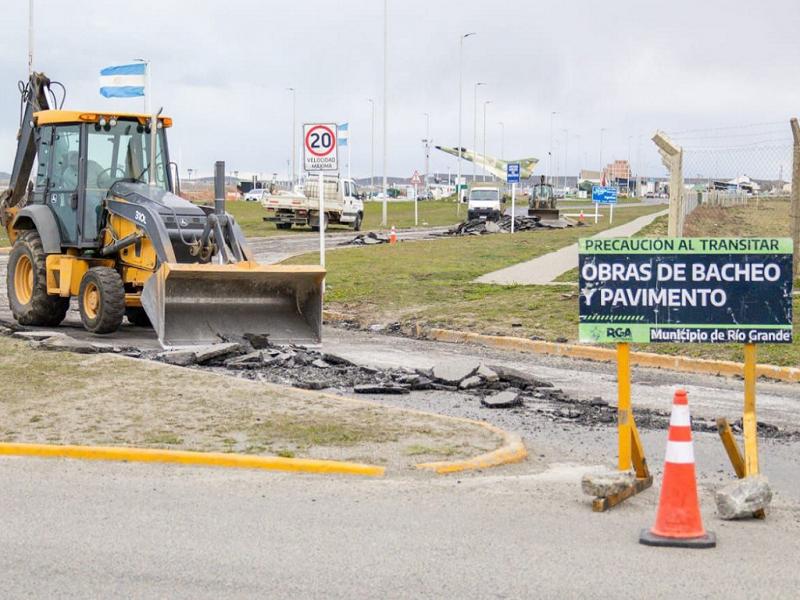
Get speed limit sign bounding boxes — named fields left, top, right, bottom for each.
left=303, top=123, right=338, bottom=172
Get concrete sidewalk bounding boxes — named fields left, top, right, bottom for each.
left=475, top=209, right=667, bottom=285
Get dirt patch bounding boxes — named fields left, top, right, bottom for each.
left=0, top=335, right=501, bottom=470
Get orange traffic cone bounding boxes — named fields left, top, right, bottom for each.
left=389, top=225, right=397, bottom=245
left=579, top=210, right=585, bottom=224
left=640, top=390, right=716, bottom=548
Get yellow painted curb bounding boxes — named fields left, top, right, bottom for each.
left=0, top=442, right=385, bottom=477
left=427, top=328, right=800, bottom=384
left=0, top=247, right=10, bottom=255
left=416, top=419, right=527, bottom=474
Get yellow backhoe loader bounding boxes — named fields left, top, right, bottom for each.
left=1, top=73, right=324, bottom=347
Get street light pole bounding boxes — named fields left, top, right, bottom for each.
left=562, top=128, right=569, bottom=193
left=473, top=82, right=486, bottom=183
left=423, top=112, right=430, bottom=196
left=549, top=111, right=556, bottom=184
left=457, top=32, right=476, bottom=203
left=382, top=0, right=389, bottom=225
left=368, top=98, right=375, bottom=194
left=482, top=100, right=492, bottom=181
left=287, top=88, right=296, bottom=187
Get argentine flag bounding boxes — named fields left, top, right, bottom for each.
left=99, top=63, right=146, bottom=98
left=337, top=122, right=349, bottom=146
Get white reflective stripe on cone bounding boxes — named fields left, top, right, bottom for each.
left=665, top=441, right=695, bottom=464
left=669, top=405, right=691, bottom=427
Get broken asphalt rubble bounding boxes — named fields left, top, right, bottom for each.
left=442, top=214, right=581, bottom=236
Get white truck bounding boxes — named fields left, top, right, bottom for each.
left=466, top=182, right=504, bottom=222
left=261, top=176, right=364, bottom=231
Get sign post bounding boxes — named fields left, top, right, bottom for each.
left=507, top=163, right=520, bottom=234
left=579, top=236, right=794, bottom=511
left=303, top=123, right=338, bottom=279
left=411, top=170, right=422, bottom=226
left=592, top=185, right=618, bottom=225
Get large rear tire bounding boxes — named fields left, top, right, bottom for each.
left=7, top=230, right=69, bottom=327
left=78, top=267, right=125, bottom=334
left=276, top=223, right=292, bottom=230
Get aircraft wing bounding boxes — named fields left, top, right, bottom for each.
left=435, top=146, right=538, bottom=180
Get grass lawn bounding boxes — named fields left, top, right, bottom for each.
left=287, top=204, right=664, bottom=334
left=0, top=227, right=8, bottom=247
left=0, top=335, right=498, bottom=467
left=212, top=200, right=463, bottom=238
left=684, top=198, right=791, bottom=238
left=289, top=202, right=800, bottom=368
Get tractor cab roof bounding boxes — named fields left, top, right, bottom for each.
left=33, top=110, right=173, bottom=127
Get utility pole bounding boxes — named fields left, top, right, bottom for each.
left=482, top=100, right=491, bottom=182
left=423, top=112, right=430, bottom=196
left=368, top=98, right=375, bottom=194
left=562, top=128, right=569, bottom=192
left=457, top=32, right=476, bottom=204
left=287, top=88, right=296, bottom=186
left=473, top=82, right=486, bottom=183
left=382, top=0, right=389, bottom=225
left=549, top=111, right=556, bottom=184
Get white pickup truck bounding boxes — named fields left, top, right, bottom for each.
left=261, top=176, right=364, bottom=231
left=466, top=182, right=504, bottom=222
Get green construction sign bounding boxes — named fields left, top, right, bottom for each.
left=578, top=238, right=794, bottom=344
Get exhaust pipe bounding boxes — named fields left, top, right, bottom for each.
left=214, top=160, right=226, bottom=215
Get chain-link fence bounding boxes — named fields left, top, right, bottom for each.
left=653, top=120, right=800, bottom=278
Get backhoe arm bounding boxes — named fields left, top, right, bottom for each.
left=0, top=72, right=53, bottom=229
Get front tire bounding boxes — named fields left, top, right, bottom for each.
left=352, top=212, right=363, bottom=231
left=7, top=230, right=69, bottom=327
left=78, top=267, right=125, bottom=334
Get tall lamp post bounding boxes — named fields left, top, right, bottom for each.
left=549, top=111, right=557, bottom=184
left=457, top=32, right=476, bottom=203
left=287, top=87, right=296, bottom=186
left=600, top=127, right=607, bottom=178
left=561, top=128, right=569, bottom=193
left=422, top=112, right=430, bottom=196
left=472, top=82, right=486, bottom=182
left=367, top=98, right=375, bottom=194
left=482, top=100, right=492, bottom=181
left=382, top=0, right=389, bottom=225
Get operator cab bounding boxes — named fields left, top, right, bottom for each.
left=31, top=110, right=174, bottom=248
left=528, top=175, right=560, bottom=220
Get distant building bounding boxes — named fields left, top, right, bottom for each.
left=578, top=169, right=602, bottom=183
left=603, top=160, right=631, bottom=183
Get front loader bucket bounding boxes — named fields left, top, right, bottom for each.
left=528, top=208, right=561, bottom=221
left=142, top=263, right=326, bottom=347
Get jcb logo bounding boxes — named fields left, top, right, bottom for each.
left=607, top=327, right=632, bottom=339
left=134, top=211, right=147, bottom=225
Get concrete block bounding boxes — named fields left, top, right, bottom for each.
left=581, top=469, right=636, bottom=497
left=476, top=364, right=499, bottom=382
left=431, top=361, right=480, bottom=385
left=459, top=375, right=483, bottom=389
left=480, top=390, right=522, bottom=409
left=158, top=350, right=197, bottom=367
left=715, top=475, right=772, bottom=520
left=193, top=343, right=241, bottom=364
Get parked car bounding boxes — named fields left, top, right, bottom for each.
left=244, top=188, right=268, bottom=202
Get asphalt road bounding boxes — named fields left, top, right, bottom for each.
left=2, top=457, right=799, bottom=599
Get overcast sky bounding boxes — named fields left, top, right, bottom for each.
left=1, top=0, right=798, bottom=180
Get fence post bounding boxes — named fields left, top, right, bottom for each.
left=791, top=118, right=800, bottom=280
left=652, top=131, right=683, bottom=237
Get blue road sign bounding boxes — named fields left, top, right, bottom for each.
left=592, top=185, right=618, bottom=204
left=507, top=163, right=521, bottom=184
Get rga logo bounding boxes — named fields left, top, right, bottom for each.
left=607, top=327, right=632, bottom=339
